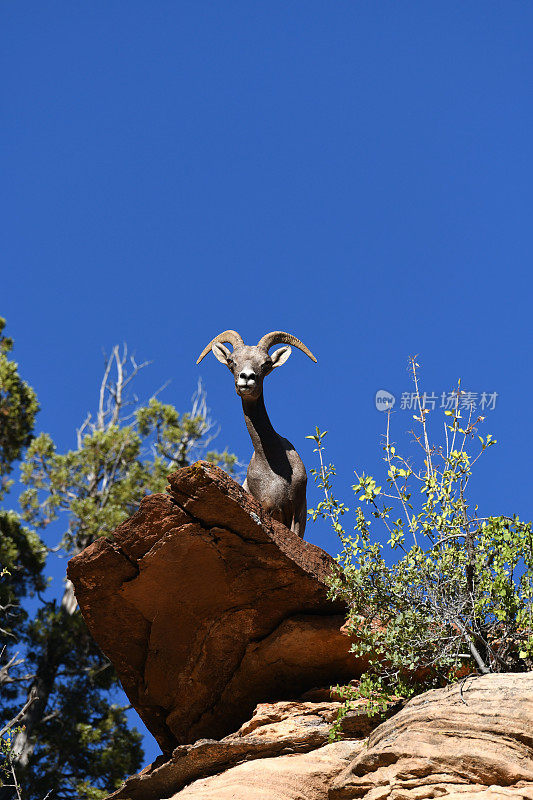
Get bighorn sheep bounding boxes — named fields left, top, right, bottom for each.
left=197, top=330, right=317, bottom=538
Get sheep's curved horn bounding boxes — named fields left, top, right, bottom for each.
left=257, top=331, right=317, bottom=363
left=196, top=330, right=244, bottom=364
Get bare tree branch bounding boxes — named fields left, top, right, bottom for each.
left=0, top=695, right=36, bottom=738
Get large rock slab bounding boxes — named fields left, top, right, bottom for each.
left=68, top=462, right=362, bottom=753
left=109, top=695, right=394, bottom=800
left=108, top=672, right=533, bottom=800
left=330, top=672, right=533, bottom=800
left=108, top=698, right=383, bottom=800
left=172, top=741, right=361, bottom=800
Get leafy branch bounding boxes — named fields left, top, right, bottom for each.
left=308, top=359, right=532, bottom=723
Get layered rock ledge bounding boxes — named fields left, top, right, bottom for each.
left=330, top=671, right=533, bottom=800
left=109, top=673, right=533, bottom=800
left=67, top=462, right=361, bottom=754
left=108, top=697, right=384, bottom=800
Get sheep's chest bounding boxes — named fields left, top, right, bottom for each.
left=246, top=463, right=294, bottom=516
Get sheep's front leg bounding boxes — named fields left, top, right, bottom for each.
left=295, top=500, right=307, bottom=539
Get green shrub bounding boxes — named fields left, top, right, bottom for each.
left=308, top=359, right=532, bottom=724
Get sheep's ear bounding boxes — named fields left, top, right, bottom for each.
left=271, top=345, right=292, bottom=368
left=212, top=343, right=232, bottom=365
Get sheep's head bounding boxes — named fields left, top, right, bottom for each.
left=196, top=330, right=317, bottom=401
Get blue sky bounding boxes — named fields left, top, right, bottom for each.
left=2, top=0, right=532, bottom=769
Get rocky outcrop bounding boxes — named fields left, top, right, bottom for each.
left=173, top=740, right=359, bottom=800
left=108, top=672, right=533, bottom=800
left=330, top=672, right=533, bottom=800
left=108, top=696, right=387, bottom=800
left=68, top=463, right=533, bottom=800
left=67, top=462, right=362, bottom=753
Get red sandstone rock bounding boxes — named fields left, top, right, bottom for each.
left=72, top=464, right=533, bottom=800
left=67, top=462, right=363, bottom=753
left=330, top=672, right=533, bottom=800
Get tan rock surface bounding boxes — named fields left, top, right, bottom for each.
left=173, top=741, right=362, bottom=800
left=109, top=697, right=388, bottom=800
left=330, top=672, right=533, bottom=800
left=67, top=462, right=362, bottom=753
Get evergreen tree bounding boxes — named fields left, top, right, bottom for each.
left=0, top=317, right=44, bottom=636
left=0, top=318, right=45, bottom=797
left=1, top=342, right=236, bottom=799
left=0, top=319, right=38, bottom=503
left=0, top=315, right=44, bottom=667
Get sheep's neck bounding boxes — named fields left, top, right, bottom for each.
left=242, top=393, right=284, bottom=466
